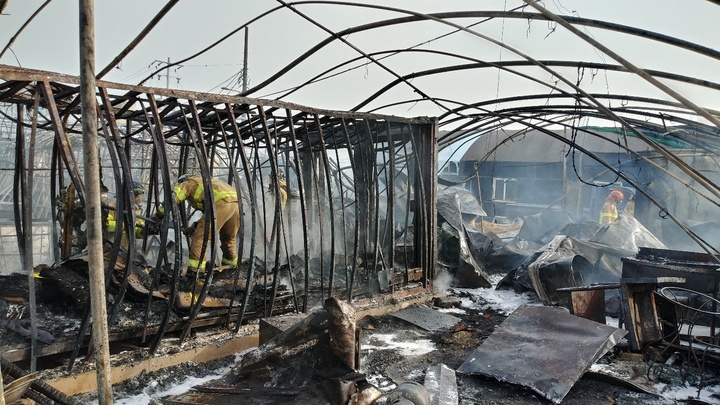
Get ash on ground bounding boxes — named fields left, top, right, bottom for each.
left=77, top=356, right=238, bottom=405
left=355, top=290, right=668, bottom=405
left=95, top=285, right=688, bottom=405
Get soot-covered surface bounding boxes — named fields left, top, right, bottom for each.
left=48, top=280, right=720, bottom=404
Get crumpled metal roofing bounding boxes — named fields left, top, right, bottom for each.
left=457, top=305, right=627, bottom=404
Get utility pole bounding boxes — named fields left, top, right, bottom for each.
left=242, top=27, right=249, bottom=92
left=79, top=1, right=113, bottom=404
left=152, top=58, right=180, bottom=88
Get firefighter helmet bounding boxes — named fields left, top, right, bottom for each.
left=177, top=174, right=191, bottom=184
left=132, top=181, right=146, bottom=196
left=609, top=189, right=624, bottom=202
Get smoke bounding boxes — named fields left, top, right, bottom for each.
left=434, top=267, right=453, bottom=293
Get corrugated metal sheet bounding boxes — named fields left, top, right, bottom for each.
left=457, top=305, right=626, bottom=404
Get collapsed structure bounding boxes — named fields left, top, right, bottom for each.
left=0, top=65, right=438, bottom=392
left=0, top=1, right=720, bottom=404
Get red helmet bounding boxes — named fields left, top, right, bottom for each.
left=609, top=190, right=624, bottom=202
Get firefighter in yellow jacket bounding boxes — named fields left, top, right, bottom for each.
left=599, top=189, right=624, bottom=225
left=174, top=174, right=239, bottom=273
left=624, top=194, right=635, bottom=217
left=268, top=170, right=287, bottom=209
left=103, top=181, right=147, bottom=269
left=106, top=181, right=146, bottom=246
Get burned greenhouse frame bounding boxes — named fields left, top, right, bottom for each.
left=0, top=65, right=437, bottom=365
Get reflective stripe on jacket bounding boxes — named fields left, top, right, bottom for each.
left=599, top=200, right=618, bottom=225
left=106, top=206, right=144, bottom=237
left=107, top=212, right=117, bottom=233
left=174, top=175, right=238, bottom=211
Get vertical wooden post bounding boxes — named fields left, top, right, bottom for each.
left=0, top=362, right=4, bottom=405
left=79, top=1, right=113, bottom=403
left=426, top=120, right=438, bottom=287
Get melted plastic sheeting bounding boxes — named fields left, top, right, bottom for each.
left=508, top=235, right=610, bottom=303
left=593, top=214, right=666, bottom=253
left=457, top=305, right=626, bottom=404
left=516, top=209, right=573, bottom=244
left=505, top=216, right=666, bottom=303
left=437, top=187, right=492, bottom=288
left=436, top=186, right=487, bottom=233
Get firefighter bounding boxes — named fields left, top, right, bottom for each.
left=624, top=194, right=635, bottom=217
left=268, top=170, right=287, bottom=208
left=599, top=189, right=624, bottom=225
left=103, top=181, right=148, bottom=269
left=173, top=174, right=239, bottom=273
left=106, top=181, right=147, bottom=244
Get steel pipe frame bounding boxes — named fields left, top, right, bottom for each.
left=0, top=72, right=436, bottom=361
left=247, top=2, right=720, bottom=219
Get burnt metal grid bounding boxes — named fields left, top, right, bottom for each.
left=0, top=65, right=437, bottom=356
left=2, top=4, right=720, bottom=256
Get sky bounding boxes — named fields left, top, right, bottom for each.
left=1, top=1, right=719, bottom=124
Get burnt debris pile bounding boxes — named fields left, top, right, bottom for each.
left=432, top=200, right=720, bottom=402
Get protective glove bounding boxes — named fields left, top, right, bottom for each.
left=144, top=220, right=160, bottom=235
left=183, top=221, right=198, bottom=237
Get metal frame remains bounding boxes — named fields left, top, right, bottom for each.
left=0, top=64, right=438, bottom=362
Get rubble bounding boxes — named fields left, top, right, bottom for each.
left=2, top=372, right=38, bottom=404
left=408, top=198, right=716, bottom=403
left=80, top=274, right=720, bottom=405
left=386, top=381, right=430, bottom=405
left=496, top=214, right=666, bottom=306
left=457, top=305, right=627, bottom=404
left=160, top=297, right=361, bottom=404
left=431, top=297, right=461, bottom=309
left=423, top=364, right=458, bottom=405
left=0, top=358, right=81, bottom=405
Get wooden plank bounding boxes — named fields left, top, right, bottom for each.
left=355, top=287, right=436, bottom=319
left=622, top=282, right=662, bottom=351
left=569, top=290, right=606, bottom=324
left=391, top=267, right=423, bottom=285
left=0, top=65, right=434, bottom=124
left=45, top=333, right=259, bottom=396
left=39, top=80, right=85, bottom=206
left=0, top=80, right=30, bottom=103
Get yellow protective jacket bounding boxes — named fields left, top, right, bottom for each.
left=174, top=175, right=240, bottom=271
left=173, top=175, right=238, bottom=210
left=624, top=200, right=635, bottom=216
left=106, top=205, right=145, bottom=239
left=599, top=200, right=618, bottom=225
